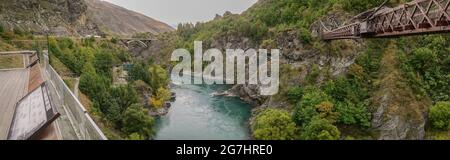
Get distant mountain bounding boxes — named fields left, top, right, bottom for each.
left=85, top=0, right=174, bottom=36
left=0, top=0, right=173, bottom=37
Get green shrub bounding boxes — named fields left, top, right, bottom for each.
left=301, top=117, right=340, bottom=140
left=122, top=104, right=155, bottom=140
left=429, top=101, right=450, bottom=130
left=298, top=27, right=312, bottom=44
left=335, top=101, right=371, bottom=128
left=148, top=64, right=169, bottom=91
left=293, top=105, right=319, bottom=126
left=410, top=48, right=437, bottom=72
left=110, top=85, right=139, bottom=114
left=287, top=86, right=303, bottom=104
left=252, top=109, right=297, bottom=140
left=299, top=87, right=330, bottom=108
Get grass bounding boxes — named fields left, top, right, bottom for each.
left=0, top=54, right=23, bottom=69
left=49, top=53, right=74, bottom=77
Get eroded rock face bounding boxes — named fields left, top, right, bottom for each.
left=0, top=0, right=173, bottom=36
left=371, top=45, right=430, bottom=140
left=201, top=30, right=363, bottom=106
left=0, top=0, right=97, bottom=36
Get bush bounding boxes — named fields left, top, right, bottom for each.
left=148, top=64, right=169, bottom=90
left=293, top=105, right=318, bottom=126
left=293, top=87, right=330, bottom=125
left=410, top=48, right=437, bottom=73
left=58, top=38, right=75, bottom=49
left=150, top=84, right=172, bottom=109
left=301, top=117, right=341, bottom=140
left=335, top=101, right=371, bottom=128
left=306, top=64, right=320, bottom=84
left=110, top=85, right=139, bottom=113
left=298, top=27, right=312, bottom=44
left=340, top=0, right=386, bottom=13
left=323, top=77, right=367, bottom=103
left=130, top=62, right=150, bottom=83
left=429, top=101, right=450, bottom=130
left=94, top=50, right=116, bottom=79
left=287, top=86, right=303, bottom=104
left=299, top=87, right=330, bottom=108
left=122, top=104, right=155, bottom=139
left=252, top=109, right=297, bottom=140
left=315, top=101, right=339, bottom=123
left=79, top=65, right=109, bottom=101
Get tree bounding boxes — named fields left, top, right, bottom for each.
left=299, top=87, right=330, bottom=107
left=148, top=64, right=169, bottom=90
left=130, top=62, right=150, bottom=83
left=301, top=117, right=341, bottom=140
left=122, top=104, right=155, bottom=139
left=429, top=101, right=450, bottom=130
left=252, top=109, right=297, bottom=140
left=335, top=101, right=371, bottom=128
left=293, top=105, right=318, bottom=126
left=110, top=85, right=139, bottom=113
left=156, top=87, right=171, bottom=102
left=410, top=48, right=437, bottom=73
left=315, top=101, right=339, bottom=123
left=293, top=87, right=330, bottom=126
left=287, top=86, right=303, bottom=104
left=94, top=50, right=115, bottom=79
left=79, top=64, right=109, bottom=101
left=128, top=133, right=145, bottom=140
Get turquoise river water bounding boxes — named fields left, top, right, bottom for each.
left=154, top=84, right=251, bottom=140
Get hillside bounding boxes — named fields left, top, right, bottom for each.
left=169, top=0, right=450, bottom=140
left=0, top=0, right=173, bottom=36
left=85, top=0, right=174, bottom=36
left=1, top=0, right=448, bottom=140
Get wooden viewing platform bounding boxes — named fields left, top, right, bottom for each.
left=0, top=51, right=59, bottom=140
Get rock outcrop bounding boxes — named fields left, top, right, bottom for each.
left=371, top=43, right=431, bottom=140
left=0, top=0, right=173, bottom=36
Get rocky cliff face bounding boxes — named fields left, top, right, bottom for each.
left=0, top=0, right=173, bottom=36
left=195, top=28, right=363, bottom=107
left=0, top=0, right=97, bottom=36
left=371, top=43, right=431, bottom=140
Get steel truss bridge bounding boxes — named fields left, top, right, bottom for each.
left=321, top=0, right=450, bottom=40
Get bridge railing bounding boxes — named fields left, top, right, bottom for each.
left=42, top=51, right=107, bottom=140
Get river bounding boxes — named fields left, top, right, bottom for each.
left=154, top=84, right=251, bottom=140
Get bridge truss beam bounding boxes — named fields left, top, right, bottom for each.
left=322, top=0, right=450, bottom=40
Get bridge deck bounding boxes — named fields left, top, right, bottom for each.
left=0, top=69, right=29, bottom=139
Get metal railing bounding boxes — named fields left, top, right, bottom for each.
left=42, top=51, right=107, bottom=140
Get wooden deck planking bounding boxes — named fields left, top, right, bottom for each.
left=28, top=64, right=44, bottom=92
left=0, top=69, right=28, bottom=139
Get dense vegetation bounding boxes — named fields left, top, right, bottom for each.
left=1, top=0, right=448, bottom=140
left=174, top=0, right=449, bottom=140
left=47, top=37, right=170, bottom=139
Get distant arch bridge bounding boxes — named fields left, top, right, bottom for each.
left=118, top=38, right=155, bottom=48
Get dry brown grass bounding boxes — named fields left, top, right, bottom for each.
left=371, top=43, right=432, bottom=138
left=0, top=54, right=23, bottom=69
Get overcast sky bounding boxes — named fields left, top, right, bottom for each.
left=102, top=0, right=258, bottom=27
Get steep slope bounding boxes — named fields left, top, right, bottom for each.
left=85, top=0, right=174, bottom=36
left=0, top=0, right=97, bottom=36
left=161, top=0, right=449, bottom=140
left=371, top=43, right=431, bottom=140
left=0, top=0, right=173, bottom=36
